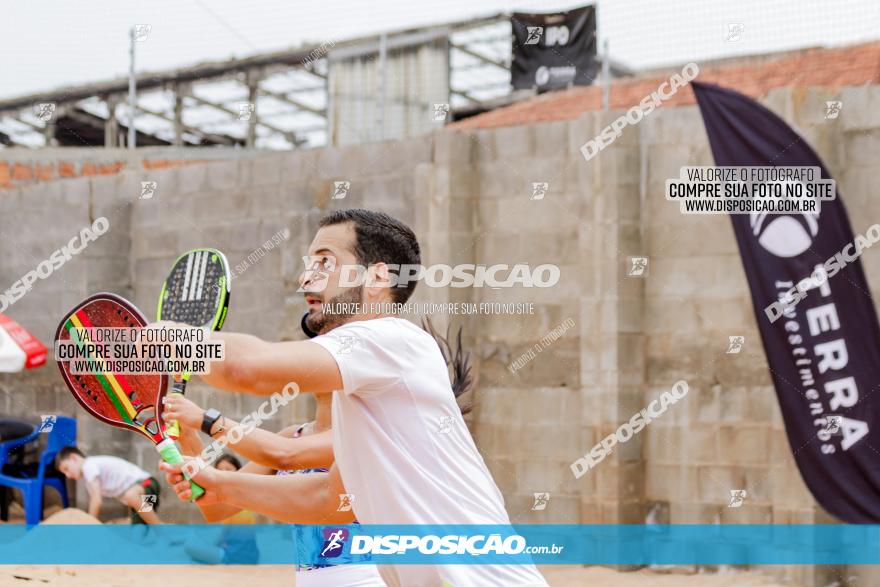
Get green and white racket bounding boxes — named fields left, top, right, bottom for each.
left=157, top=248, right=230, bottom=439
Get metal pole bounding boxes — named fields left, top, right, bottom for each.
left=378, top=33, right=387, bottom=141
left=246, top=71, right=259, bottom=148
left=172, top=84, right=184, bottom=147
left=128, top=27, right=137, bottom=149
left=104, top=96, right=119, bottom=147
left=602, top=39, right=610, bottom=112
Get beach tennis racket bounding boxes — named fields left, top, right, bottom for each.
left=55, top=292, right=204, bottom=501
left=157, top=248, right=230, bottom=439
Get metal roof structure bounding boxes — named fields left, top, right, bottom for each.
left=0, top=11, right=629, bottom=150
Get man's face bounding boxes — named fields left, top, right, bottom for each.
left=299, top=223, right=365, bottom=335
left=57, top=455, right=83, bottom=480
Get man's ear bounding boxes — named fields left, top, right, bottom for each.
left=365, top=262, right=393, bottom=290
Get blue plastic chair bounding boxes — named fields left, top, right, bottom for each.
left=0, top=415, right=76, bottom=525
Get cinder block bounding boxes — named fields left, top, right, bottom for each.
left=280, top=150, right=320, bottom=184
left=206, top=159, right=240, bottom=191
left=683, top=425, right=719, bottom=463
left=745, top=386, right=777, bottom=423
left=697, top=465, right=745, bottom=503
left=434, top=131, right=473, bottom=166
left=841, top=85, right=880, bottom=132
left=668, top=501, right=721, bottom=524
left=844, top=130, right=880, bottom=167
left=316, top=146, right=346, bottom=178
left=173, top=163, right=208, bottom=194
left=493, top=125, right=535, bottom=160
left=257, top=153, right=290, bottom=184
left=644, top=426, right=683, bottom=464
left=533, top=120, right=569, bottom=155
left=86, top=256, right=131, bottom=292
left=568, top=112, right=597, bottom=155
left=470, top=129, right=497, bottom=162
left=60, top=176, right=92, bottom=207
left=642, top=105, right=705, bottom=147
left=719, top=426, right=770, bottom=465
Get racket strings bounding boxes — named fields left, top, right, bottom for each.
left=161, top=254, right=226, bottom=326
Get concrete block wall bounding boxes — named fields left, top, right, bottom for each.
left=2, top=86, right=880, bottom=584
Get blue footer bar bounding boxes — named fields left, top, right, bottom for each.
left=0, top=524, right=878, bottom=565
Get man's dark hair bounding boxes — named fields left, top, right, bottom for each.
left=319, top=209, right=421, bottom=304
left=55, top=445, right=84, bottom=466
left=215, top=453, right=242, bottom=470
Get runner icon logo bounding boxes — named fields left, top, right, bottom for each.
left=320, top=528, right=349, bottom=558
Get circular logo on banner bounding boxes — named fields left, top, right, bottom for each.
left=750, top=210, right=820, bottom=258
left=535, top=66, right=550, bottom=86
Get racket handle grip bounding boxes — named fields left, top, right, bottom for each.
left=156, top=439, right=205, bottom=502
left=164, top=383, right=187, bottom=440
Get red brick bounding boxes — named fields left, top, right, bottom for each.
left=143, top=159, right=187, bottom=170
left=98, top=162, right=125, bottom=175
left=58, top=162, right=76, bottom=178
left=35, top=163, right=54, bottom=181
left=11, top=163, right=32, bottom=181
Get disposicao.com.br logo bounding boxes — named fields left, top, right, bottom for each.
left=348, top=533, right=563, bottom=557
left=302, top=525, right=566, bottom=566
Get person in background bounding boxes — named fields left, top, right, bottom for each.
left=184, top=453, right=259, bottom=565
left=55, top=446, right=162, bottom=524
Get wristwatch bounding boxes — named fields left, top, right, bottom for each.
left=201, top=408, right=222, bottom=436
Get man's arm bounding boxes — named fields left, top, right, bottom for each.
left=197, top=458, right=276, bottom=523
left=176, top=424, right=205, bottom=458
left=177, top=424, right=277, bottom=522
left=86, top=479, right=102, bottom=519
left=209, top=421, right=334, bottom=471
left=161, top=461, right=355, bottom=525
left=198, top=333, right=342, bottom=396
left=165, top=396, right=335, bottom=471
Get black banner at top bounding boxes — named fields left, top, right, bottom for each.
left=511, top=5, right=597, bottom=91
left=693, top=81, right=880, bottom=522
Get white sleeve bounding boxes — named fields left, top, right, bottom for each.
left=81, top=460, right=100, bottom=484
left=310, top=322, right=402, bottom=397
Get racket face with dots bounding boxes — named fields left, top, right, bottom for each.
left=157, top=248, right=230, bottom=331
left=55, top=293, right=168, bottom=445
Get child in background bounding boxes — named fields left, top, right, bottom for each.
left=55, top=446, right=162, bottom=524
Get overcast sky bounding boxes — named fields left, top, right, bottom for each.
left=1, top=0, right=878, bottom=99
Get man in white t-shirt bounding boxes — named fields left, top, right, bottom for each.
left=160, top=209, right=548, bottom=587
left=56, top=446, right=162, bottom=524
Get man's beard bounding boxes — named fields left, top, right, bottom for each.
left=305, top=286, right=364, bottom=335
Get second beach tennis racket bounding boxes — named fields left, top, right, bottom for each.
left=157, top=248, right=230, bottom=439
left=55, top=292, right=204, bottom=501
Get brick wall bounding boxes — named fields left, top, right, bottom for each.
left=0, top=147, right=255, bottom=189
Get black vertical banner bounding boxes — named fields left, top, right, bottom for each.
left=511, top=5, right=597, bottom=91
left=692, top=80, right=880, bottom=522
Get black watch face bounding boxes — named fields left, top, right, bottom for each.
left=203, top=410, right=220, bottom=433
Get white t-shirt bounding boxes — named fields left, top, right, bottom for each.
left=312, top=317, right=548, bottom=587
left=81, top=456, right=150, bottom=498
